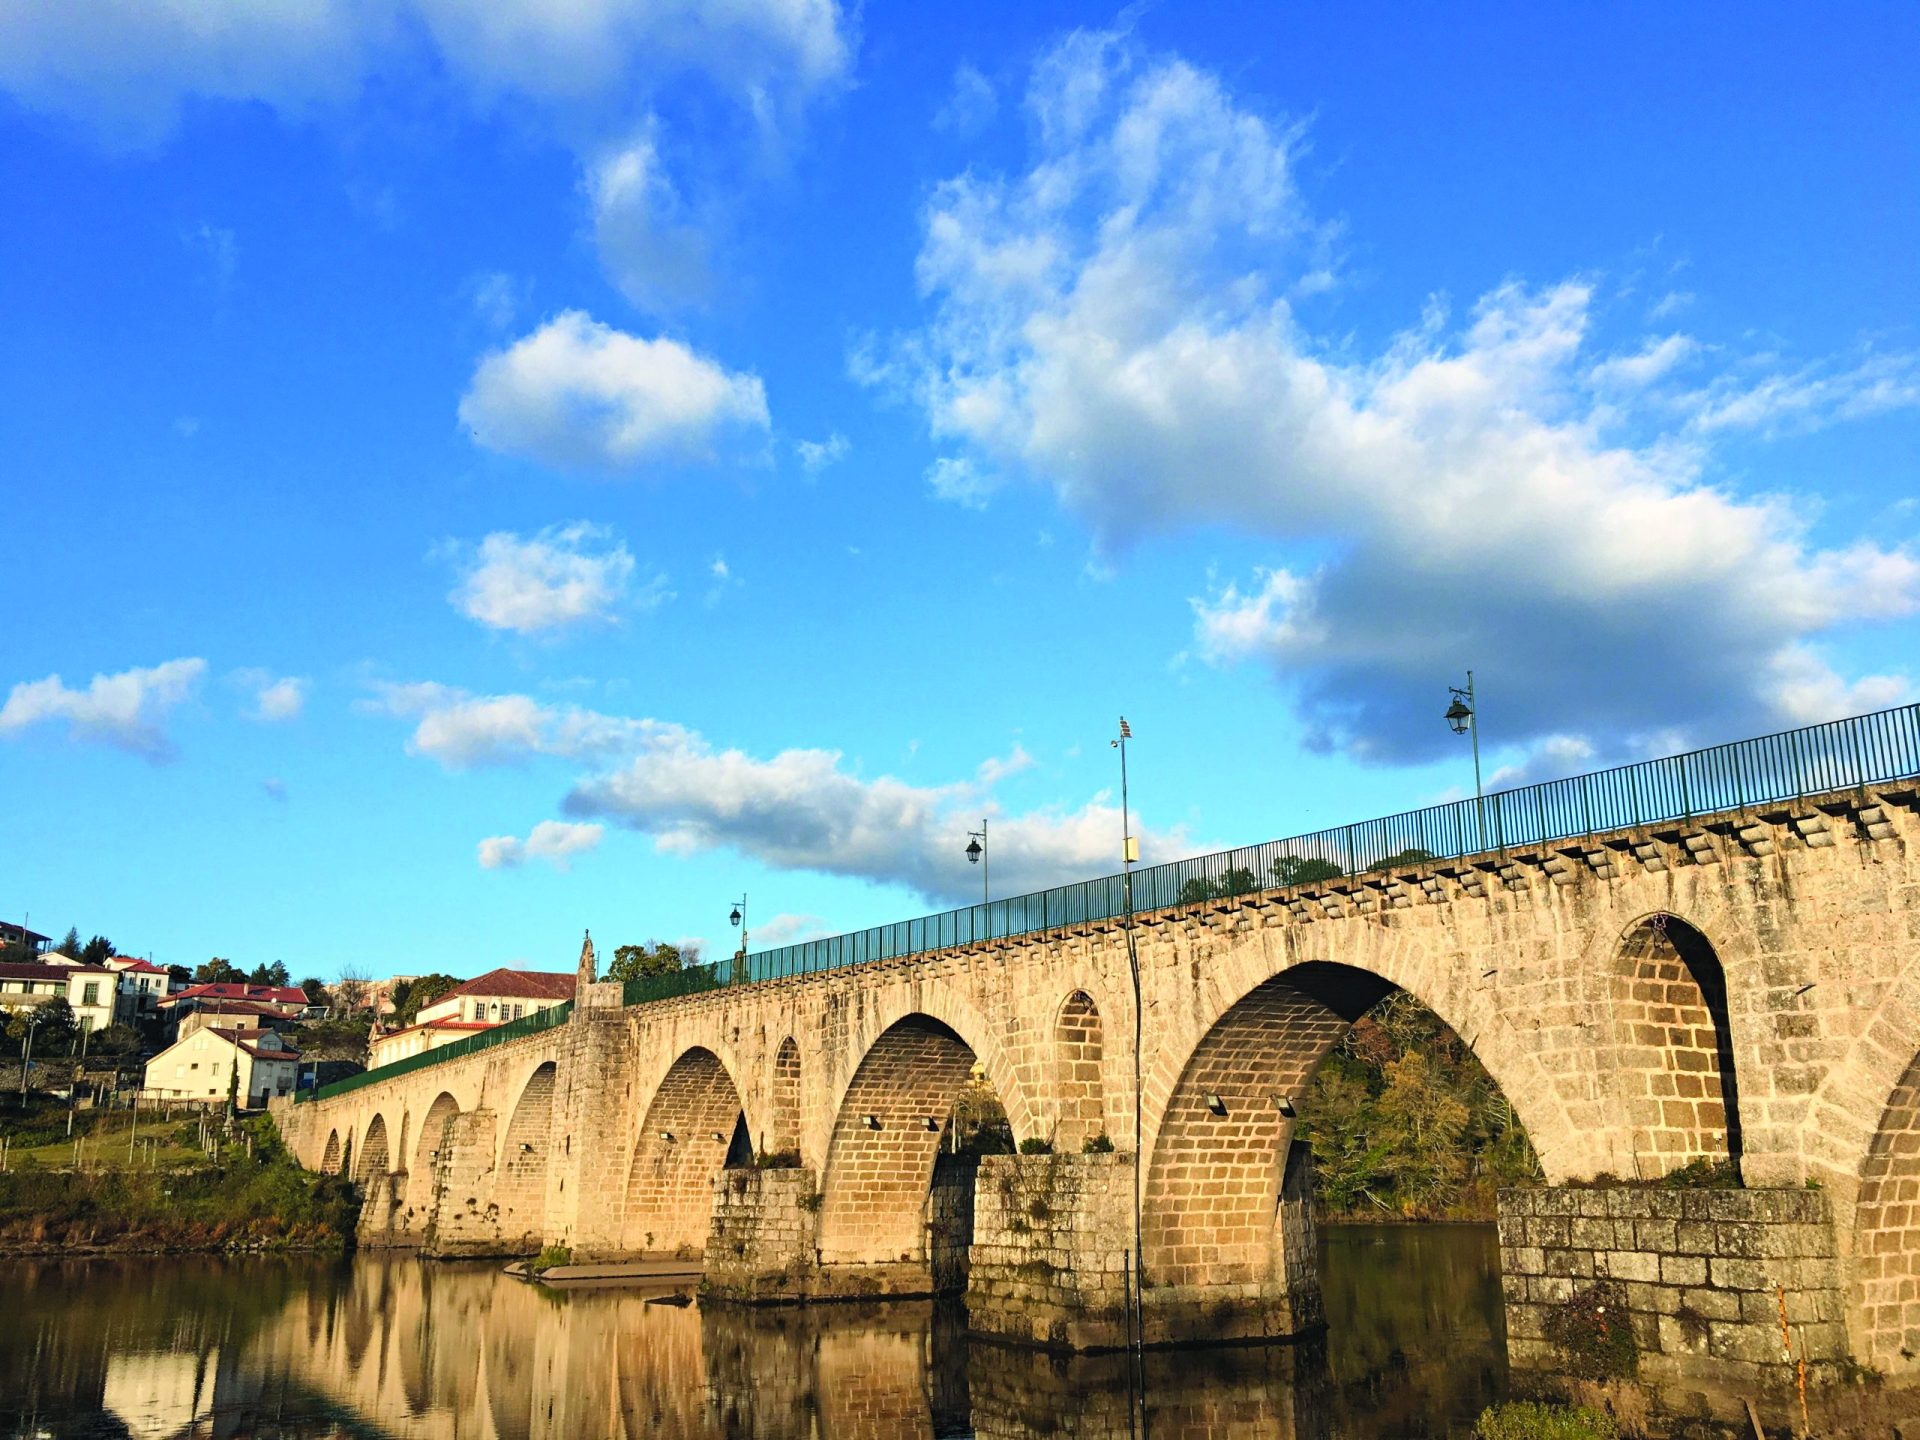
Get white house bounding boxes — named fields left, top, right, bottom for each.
left=142, top=1026, right=302, bottom=1108
left=0, top=961, right=120, bottom=1033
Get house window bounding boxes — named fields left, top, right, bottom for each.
left=82, top=983, right=99, bottom=1005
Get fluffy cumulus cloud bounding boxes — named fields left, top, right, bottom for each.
left=0, top=2, right=852, bottom=312
left=878, top=29, right=1920, bottom=767
left=231, top=668, right=308, bottom=721
left=477, top=819, right=605, bottom=870
left=371, top=679, right=1190, bottom=902
left=0, top=657, right=206, bottom=761
left=445, top=522, right=655, bottom=634
left=460, top=311, right=769, bottom=472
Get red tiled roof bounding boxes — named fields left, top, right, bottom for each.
left=436, top=968, right=575, bottom=1003
left=209, top=1026, right=302, bottom=1061
left=187, top=999, right=290, bottom=1021
left=161, top=983, right=311, bottom=1007
left=113, top=958, right=167, bottom=974
left=0, top=962, right=112, bottom=982
left=377, top=1018, right=495, bottom=1042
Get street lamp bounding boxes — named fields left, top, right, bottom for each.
left=1110, top=713, right=1146, bottom=1367
left=728, top=896, right=747, bottom=982
left=1446, top=671, right=1487, bottom=850
left=965, top=821, right=988, bottom=905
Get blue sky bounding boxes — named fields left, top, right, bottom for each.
left=3, top=3, right=1916, bottom=982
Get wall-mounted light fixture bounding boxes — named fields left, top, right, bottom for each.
left=863, top=1114, right=882, bottom=1130
left=1273, top=1095, right=1296, bottom=1118
left=519, top=1142, right=534, bottom=1154
left=924, top=1117, right=941, bottom=1132
left=1206, top=1093, right=1227, bottom=1116
left=711, top=1131, right=726, bottom=1143
left=659, top=1130, right=676, bottom=1143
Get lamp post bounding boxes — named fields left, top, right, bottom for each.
left=965, top=821, right=988, bottom=906
left=1445, top=671, right=1487, bottom=850
left=728, top=896, right=747, bottom=984
left=19, top=1010, right=45, bottom=1104
left=1110, top=714, right=1146, bottom=1374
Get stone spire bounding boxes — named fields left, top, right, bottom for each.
left=578, top=929, right=597, bottom=988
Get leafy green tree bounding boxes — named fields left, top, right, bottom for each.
left=1366, top=847, right=1437, bottom=873
left=90, top=1024, right=145, bottom=1058
left=56, top=927, right=82, bottom=958
left=81, top=935, right=116, bottom=965
left=6, top=996, right=77, bottom=1055
left=1270, top=855, right=1344, bottom=886
left=391, top=973, right=458, bottom=1026
left=166, top=964, right=193, bottom=986
left=1176, top=865, right=1263, bottom=905
left=197, top=957, right=244, bottom=984
left=245, top=960, right=290, bottom=987
left=608, top=940, right=698, bottom=981
left=298, top=977, right=330, bottom=1009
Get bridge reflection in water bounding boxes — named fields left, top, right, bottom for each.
left=0, top=1227, right=1506, bottom=1439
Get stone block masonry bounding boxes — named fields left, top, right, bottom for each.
left=1499, top=1186, right=1844, bottom=1423
left=704, top=1168, right=823, bottom=1301
left=968, top=1153, right=1138, bottom=1350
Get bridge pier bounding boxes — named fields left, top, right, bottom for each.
left=1499, top=1185, right=1849, bottom=1424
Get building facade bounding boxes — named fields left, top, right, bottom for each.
left=143, top=1026, right=302, bottom=1108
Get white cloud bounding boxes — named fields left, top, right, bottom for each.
left=0, top=657, right=206, bottom=761
left=794, top=432, right=849, bottom=472
left=880, top=30, right=1920, bottom=763
left=478, top=819, right=605, bottom=871
left=459, top=310, right=769, bottom=472
left=252, top=674, right=308, bottom=721
left=445, top=522, right=651, bottom=634
left=0, top=0, right=850, bottom=144
left=466, top=271, right=522, bottom=330
left=753, top=912, right=832, bottom=946
left=587, top=128, right=711, bottom=314
left=363, top=681, right=655, bottom=770
left=934, top=62, right=997, bottom=137
left=372, top=677, right=1190, bottom=902
left=976, top=744, right=1034, bottom=785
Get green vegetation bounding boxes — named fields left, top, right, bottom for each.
left=608, top=939, right=699, bottom=981
left=0, top=1114, right=358, bottom=1252
left=1475, top=1401, right=1620, bottom=1440
left=1298, top=991, right=1542, bottom=1219
left=1018, top=1137, right=1053, bottom=1155
left=388, top=973, right=459, bottom=1026
left=1543, top=1281, right=1638, bottom=1381
left=1081, top=1132, right=1115, bottom=1153
left=530, top=1244, right=572, bottom=1273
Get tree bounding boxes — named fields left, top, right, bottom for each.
left=80, top=935, right=116, bottom=966
left=197, top=957, right=243, bottom=984
left=1270, top=855, right=1344, bottom=887
left=608, top=940, right=698, bottom=982
left=1176, top=865, right=1264, bottom=906
left=1366, top=847, right=1436, bottom=874
left=391, top=973, right=458, bottom=1026
left=56, top=927, right=82, bottom=958
left=333, top=966, right=371, bottom=1016
left=6, top=996, right=77, bottom=1056
left=90, top=1024, right=144, bottom=1058
left=299, top=977, right=331, bottom=1009
left=247, top=960, right=290, bottom=987
left=166, top=964, right=193, bottom=986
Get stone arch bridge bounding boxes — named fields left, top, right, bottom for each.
left=275, top=712, right=1920, bottom=1408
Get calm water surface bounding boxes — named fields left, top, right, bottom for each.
left=2, top=1225, right=1506, bottom=1439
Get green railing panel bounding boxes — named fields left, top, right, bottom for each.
left=298, top=703, right=1920, bottom=1102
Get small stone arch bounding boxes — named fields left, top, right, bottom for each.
left=497, top=1062, right=559, bottom=1252
left=817, top=1014, right=1008, bottom=1284
left=622, top=1047, right=751, bottom=1256
left=1849, top=1049, right=1920, bottom=1375
left=769, top=1036, right=801, bottom=1158
left=1609, top=912, right=1742, bottom=1178
left=355, top=1114, right=390, bottom=1186
left=414, top=1091, right=460, bottom=1180
left=321, top=1129, right=342, bottom=1174
left=1054, top=990, right=1107, bottom=1152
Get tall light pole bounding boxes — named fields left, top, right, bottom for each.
left=728, top=896, right=748, bottom=984
left=965, top=821, right=989, bottom=905
left=1111, top=714, right=1146, bottom=1374
left=1445, top=671, right=1486, bottom=851
left=19, top=1010, right=45, bottom=1104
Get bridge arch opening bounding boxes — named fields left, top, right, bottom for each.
left=355, top=1114, right=391, bottom=1188
left=1850, top=1050, right=1920, bottom=1374
left=321, top=1129, right=342, bottom=1175
left=1611, top=913, right=1742, bottom=1179
left=1141, top=961, right=1543, bottom=1329
left=1054, top=990, right=1107, bottom=1152
left=393, top=1111, right=411, bottom=1205
left=497, top=1062, right=558, bottom=1252
left=623, top=1047, right=752, bottom=1256
left=818, top=1015, right=1013, bottom=1289
left=769, top=1035, right=801, bottom=1158
left=415, top=1092, right=460, bottom=1179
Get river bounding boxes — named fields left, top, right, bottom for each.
left=2, top=1224, right=1507, bottom=1438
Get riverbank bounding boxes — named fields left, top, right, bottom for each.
left=0, top=1112, right=359, bottom=1253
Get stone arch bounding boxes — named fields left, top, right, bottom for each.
left=496, top=1062, right=559, bottom=1252
left=393, top=1111, right=412, bottom=1204
left=415, top=1092, right=460, bottom=1180
left=769, top=1036, right=801, bottom=1157
left=622, top=1047, right=751, bottom=1256
left=1054, top=989, right=1107, bottom=1151
left=356, top=1114, right=391, bottom=1186
left=1141, top=963, right=1382, bottom=1303
left=1849, top=1050, right=1920, bottom=1375
left=817, top=1015, right=1006, bottom=1280
left=1609, top=912, right=1742, bottom=1178
left=321, top=1129, right=342, bottom=1175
